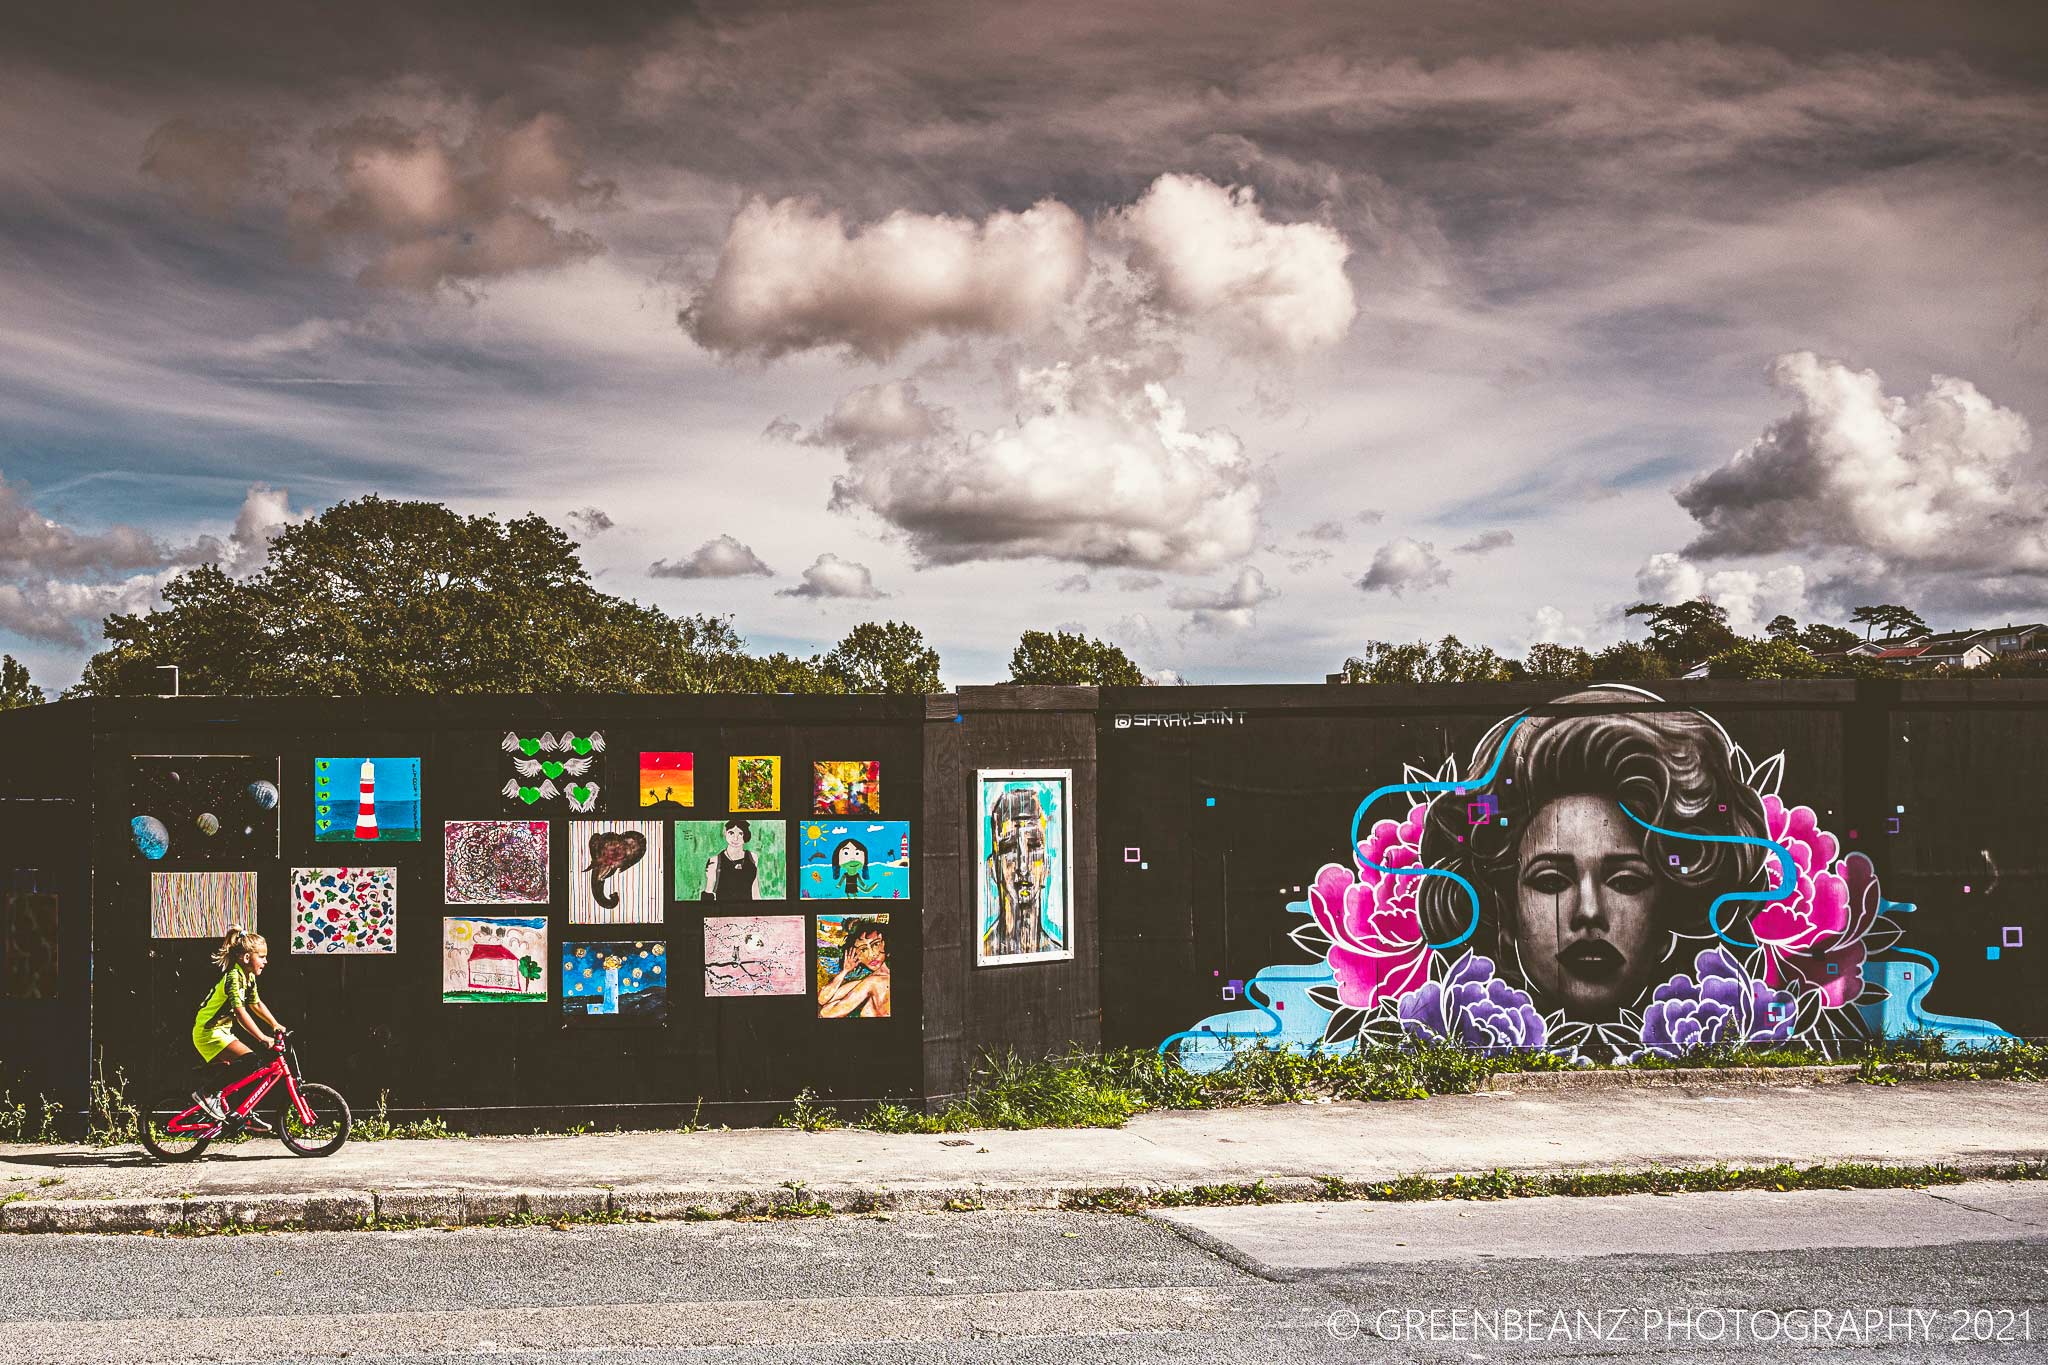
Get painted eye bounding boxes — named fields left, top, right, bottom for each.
left=1524, top=868, right=1571, bottom=895
left=1607, top=870, right=1653, bottom=894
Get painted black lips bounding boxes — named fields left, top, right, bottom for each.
left=1558, top=939, right=1625, bottom=981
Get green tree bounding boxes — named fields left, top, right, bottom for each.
left=1765, top=614, right=1800, bottom=642
left=1624, top=599, right=1740, bottom=669
left=1706, top=639, right=1829, bottom=680
left=1797, top=623, right=1862, bottom=653
left=1851, top=604, right=1929, bottom=641
left=73, top=496, right=760, bottom=697
left=821, top=621, right=942, bottom=694
left=1588, top=640, right=1674, bottom=682
left=1007, top=629, right=1147, bottom=685
left=1519, top=642, right=1594, bottom=683
left=517, top=956, right=542, bottom=992
left=1339, top=635, right=1512, bottom=684
left=0, top=655, right=45, bottom=709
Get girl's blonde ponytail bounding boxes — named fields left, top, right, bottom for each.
left=210, top=925, right=255, bottom=971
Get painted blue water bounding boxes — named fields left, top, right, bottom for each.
left=800, top=857, right=911, bottom=900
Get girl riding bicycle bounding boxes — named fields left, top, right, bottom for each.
left=190, top=926, right=286, bottom=1123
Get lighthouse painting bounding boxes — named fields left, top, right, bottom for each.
left=315, top=757, right=421, bottom=842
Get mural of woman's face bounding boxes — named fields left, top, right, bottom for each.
left=1512, top=793, right=1663, bottom=1015
left=724, top=824, right=746, bottom=854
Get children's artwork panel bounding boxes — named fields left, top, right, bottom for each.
left=129, top=755, right=280, bottom=861
left=561, top=939, right=668, bottom=1024
left=674, top=819, right=787, bottom=901
left=975, top=769, right=1074, bottom=965
left=314, top=757, right=421, bottom=842
left=812, top=761, right=881, bottom=816
left=444, top=820, right=551, bottom=904
left=799, top=820, right=910, bottom=900
left=290, top=866, right=398, bottom=954
left=639, top=751, right=694, bottom=813
left=442, top=915, right=548, bottom=1003
left=816, top=913, right=891, bottom=1018
left=501, top=731, right=606, bottom=813
left=729, top=756, right=781, bottom=813
left=151, top=871, right=259, bottom=939
left=567, top=819, right=665, bottom=923
left=703, top=915, right=806, bottom=997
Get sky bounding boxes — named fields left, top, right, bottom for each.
left=4, top=0, right=2046, bottom=688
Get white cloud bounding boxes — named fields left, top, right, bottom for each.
left=1635, top=552, right=1808, bottom=636
left=1168, top=564, right=1278, bottom=631
left=1357, top=537, right=1450, bottom=595
left=1522, top=605, right=1587, bottom=647
left=1302, top=520, right=1347, bottom=542
left=777, top=552, right=885, bottom=599
left=650, top=534, right=773, bottom=579
left=1108, top=174, right=1356, bottom=354
left=218, top=483, right=306, bottom=575
left=806, top=358, right=1260, bottom=572
left=0, top=475, right=178, bottom=577
left=1053, top=573, right=1091, bottom=593
left=0, top=574, right=160, bottom=647
left=1454, top=529, right=1515, bottom=555
left=683, top=196, right=1088, bottom=361
left=1117, top=573, right=1163, bottom=592
left=1677, top=352, right=2044, bottom=577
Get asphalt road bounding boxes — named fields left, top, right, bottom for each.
left=5, top=1184, right=2044, bottom=1363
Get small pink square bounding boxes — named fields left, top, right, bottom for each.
left=2005, top=926, right=2024, bottom=948
left=1124, top=847, right=1140, bottom=863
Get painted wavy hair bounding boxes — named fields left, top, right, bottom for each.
left=1415, top=688, right=1768, bottom=999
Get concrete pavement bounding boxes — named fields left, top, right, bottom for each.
left=3, top=1079, right=2043, bottom=1233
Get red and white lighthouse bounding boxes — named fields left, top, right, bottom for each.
left=354, top=760, right=379, bottom=839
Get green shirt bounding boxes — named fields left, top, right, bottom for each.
left=195, top=964, right=261, bottom=1035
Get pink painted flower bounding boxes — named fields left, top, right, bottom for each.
left=1308, top=862, right=1433, bottom=1009
left=1750, top=796, right=1878, bottom=1008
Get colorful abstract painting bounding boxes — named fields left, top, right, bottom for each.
left=800, top=820, right=910, bottom=900
left=639, top=751, right=694, bottom=812
left=444, top=820, right=551, bottom=904
left=675, top=819, right=787, bottom=901
left=289, top=867, right=397, bottom=954
left=3, top=886, right=58, bottom=999
left=975, top=770, right=1073, bottom=965
left=151, top=871, right=259, bottom=939
left=817, top=914, right=891, bottom=1018
left=500, top=731, right=606, bottom=813
left=129, top=755, right=280, bottom=862
left=314, top=757, right=421, bottom=842
left=562, top=939, right=668, bottom=1023
left=567, top=819, right=664, bottom=923
left=812, top=761, right=881, bottom=816
left=703, top=915, right=806, bottom=997
left=729, top=755, right=780, bottom=812
left=442, top=915, right=547, bottom=1004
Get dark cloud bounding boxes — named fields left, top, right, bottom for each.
left=649, top=534, right=773, bottom=579
left=1453, top=529, right=1514, bottom=554
left=566, top=506, right=613, bottom=536
left=1054, top=573, right=1091, bottom=593
left=1302, top=520, right=1346, bottom=542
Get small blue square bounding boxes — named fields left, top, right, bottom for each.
left=1987, top=946, right=2001, bottom=961
left=1826, top=962, right=1838, bottom=974
left=1205, top=797, right=1216, bottom=807
left=1497, top=817, right=1507, bottom=826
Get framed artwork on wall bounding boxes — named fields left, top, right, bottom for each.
left=975, top=768, right=1074, bottom=966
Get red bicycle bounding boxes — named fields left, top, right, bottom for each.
left=140, top=1029, right=351, bottom=1162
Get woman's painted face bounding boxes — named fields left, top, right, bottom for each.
left=1513, top=794, right=1662, bottom=1015
left=852, top=932, right=884, bottom=967
left=724, top=826, right=746, bottom=853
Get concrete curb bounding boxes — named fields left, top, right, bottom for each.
left=1482, top=1065, right=1863, bottom=1091
left=5, top=1157, right=2044, bottom=1236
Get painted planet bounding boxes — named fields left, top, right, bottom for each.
left=246, top=780, right=279, bottom=810
left=196, top=812, right=220, bottom=836
left=131, top=815, right=170, bottom=860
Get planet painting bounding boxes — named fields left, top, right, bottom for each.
left=129, top=756, right=280, bottom=861
left=131, top=815, right=170, bottom=861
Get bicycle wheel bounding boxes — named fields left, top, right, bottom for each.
left=276, top=1082, right=351, bottom=1157
left=138, top=1089, right=214, bottom=1162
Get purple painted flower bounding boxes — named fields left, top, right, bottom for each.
left=1396, top=953, right=1547, bottom=1054
left=1636, top=948, right=1796, bottom=1060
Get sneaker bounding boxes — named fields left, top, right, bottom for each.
left=191, top=1092, right=227, bottom=1124
left=242, top=1115, right=275, bottom=1136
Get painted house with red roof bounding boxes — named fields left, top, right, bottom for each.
left=468, top=941, right=524, bottom=992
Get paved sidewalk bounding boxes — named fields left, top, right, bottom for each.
left=3, top=1079, right=2043, bottom=1233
